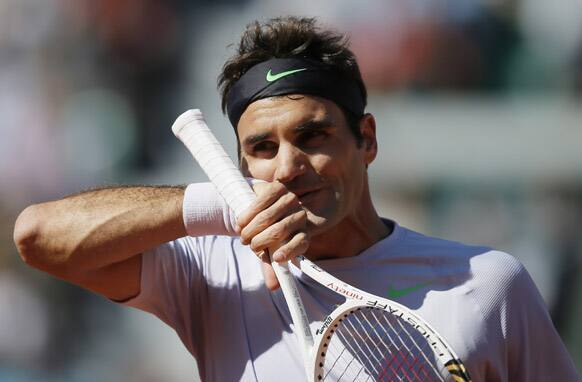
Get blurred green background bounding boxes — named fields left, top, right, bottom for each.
left=0, top=0, right=580, bottom=380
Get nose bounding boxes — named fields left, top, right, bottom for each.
left=273, top=144, right=308, bottom=183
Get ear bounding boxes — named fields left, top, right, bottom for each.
left=359, top=113, right=378, bottom=165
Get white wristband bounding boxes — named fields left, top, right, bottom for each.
left=182, top=179, right=265, bottom=237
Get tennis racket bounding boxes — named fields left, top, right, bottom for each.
left=172, top=109, right=472, bottom=382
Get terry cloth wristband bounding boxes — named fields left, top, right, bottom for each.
left=182, top=179, right=264, bottom=237
left=226, top=57, right=365, bottom=128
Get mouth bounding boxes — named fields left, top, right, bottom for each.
left=296, top=188, right=322, bottom=203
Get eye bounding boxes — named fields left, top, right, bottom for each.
left=299, top=130, right=329, bottom=147
left=250, top=141, right=278, bottom=158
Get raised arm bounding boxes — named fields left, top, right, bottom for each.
left=13, top=186, right=186, bottom=301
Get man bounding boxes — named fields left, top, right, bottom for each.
left=13, top=17, right=578, bottom=381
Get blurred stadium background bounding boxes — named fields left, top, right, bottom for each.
left=1, top=0, right=581, bottom=380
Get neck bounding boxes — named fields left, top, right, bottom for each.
left=305, top=192, right=392, bottom=261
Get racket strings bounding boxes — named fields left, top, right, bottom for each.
left=363, top=311, right=427, bottom=381
left=374, top=310, right=444, bottom=380
left=318, top=308, right=451, bottom=382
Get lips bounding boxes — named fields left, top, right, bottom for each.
left=295, top=188, right=322, bottom=203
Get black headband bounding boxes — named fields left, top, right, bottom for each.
left=226, top=58, right=365, bottom=128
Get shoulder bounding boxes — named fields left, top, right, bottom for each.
left=469, top=250, right=530, bottom=296
left=466, top=249, right=543, bottom=324
left=470, top=250, right=526, bottom=286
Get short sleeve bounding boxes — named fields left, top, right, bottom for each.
left=121, top=236, right=207, bottom=357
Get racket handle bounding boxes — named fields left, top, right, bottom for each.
left=172, top=110, right=314, bottom=366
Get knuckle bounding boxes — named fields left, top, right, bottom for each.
left=249, top=239, right=264, bottom=253
left=269, top=224, right=285, bottom=242
left=236, top=213, right=249, bottom=227
left=254, top=212, right=273, bottom=232
left=240, top=227, right=251, bottom=242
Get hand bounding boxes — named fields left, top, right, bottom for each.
left=236, top=181, right=309, bottom=290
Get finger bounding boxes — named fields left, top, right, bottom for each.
left=240, top=192, right=302, bottom=245
left=261, top=258, right=280, bottom=291
left=248, top=209, right=307, bottom=253
left=272, top=232, right=310, bottom=262
left=236, top=182, right=287, bottom=229
left=249, top=179, right=269, bottom=194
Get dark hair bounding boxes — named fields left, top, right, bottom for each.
left=218, top=16, right=367, bottom=145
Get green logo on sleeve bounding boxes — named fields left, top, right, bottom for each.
left=387, top=282, right=429, bottom=299
left=266, top=68, right=307, bottom=82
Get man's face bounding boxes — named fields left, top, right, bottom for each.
left=237, top=95, right=377, bottom=236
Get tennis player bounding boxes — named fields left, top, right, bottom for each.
left=14, top=17, right=578, bottom=381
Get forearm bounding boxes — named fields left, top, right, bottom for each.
left=14, top=185, right=186, bottom=276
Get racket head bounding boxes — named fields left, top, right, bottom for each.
left=309, top=299, right=471, bottom=382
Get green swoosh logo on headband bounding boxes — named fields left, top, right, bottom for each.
left=266, top=68, right=307, bottom=82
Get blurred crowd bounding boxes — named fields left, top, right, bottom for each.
left=0, top=0, right=581, bottom=380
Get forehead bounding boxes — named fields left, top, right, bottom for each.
left=236, top=95, right=344, bottom=137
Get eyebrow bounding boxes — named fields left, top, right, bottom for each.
left=242, top=117, right=335, bottom=147
left=242, top=132, right=272, bottom=147
left=295, top=117, right=334, bottom=133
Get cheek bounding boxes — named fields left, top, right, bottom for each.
left=242, top=158, right=276, bottom=181
left=312, top=155, right=350, bottom=197
left=315, top=146, right=359, bottom=180
left=325, top=152, right=365, bottom=203
left=310, top=154, right=337, bottom=181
